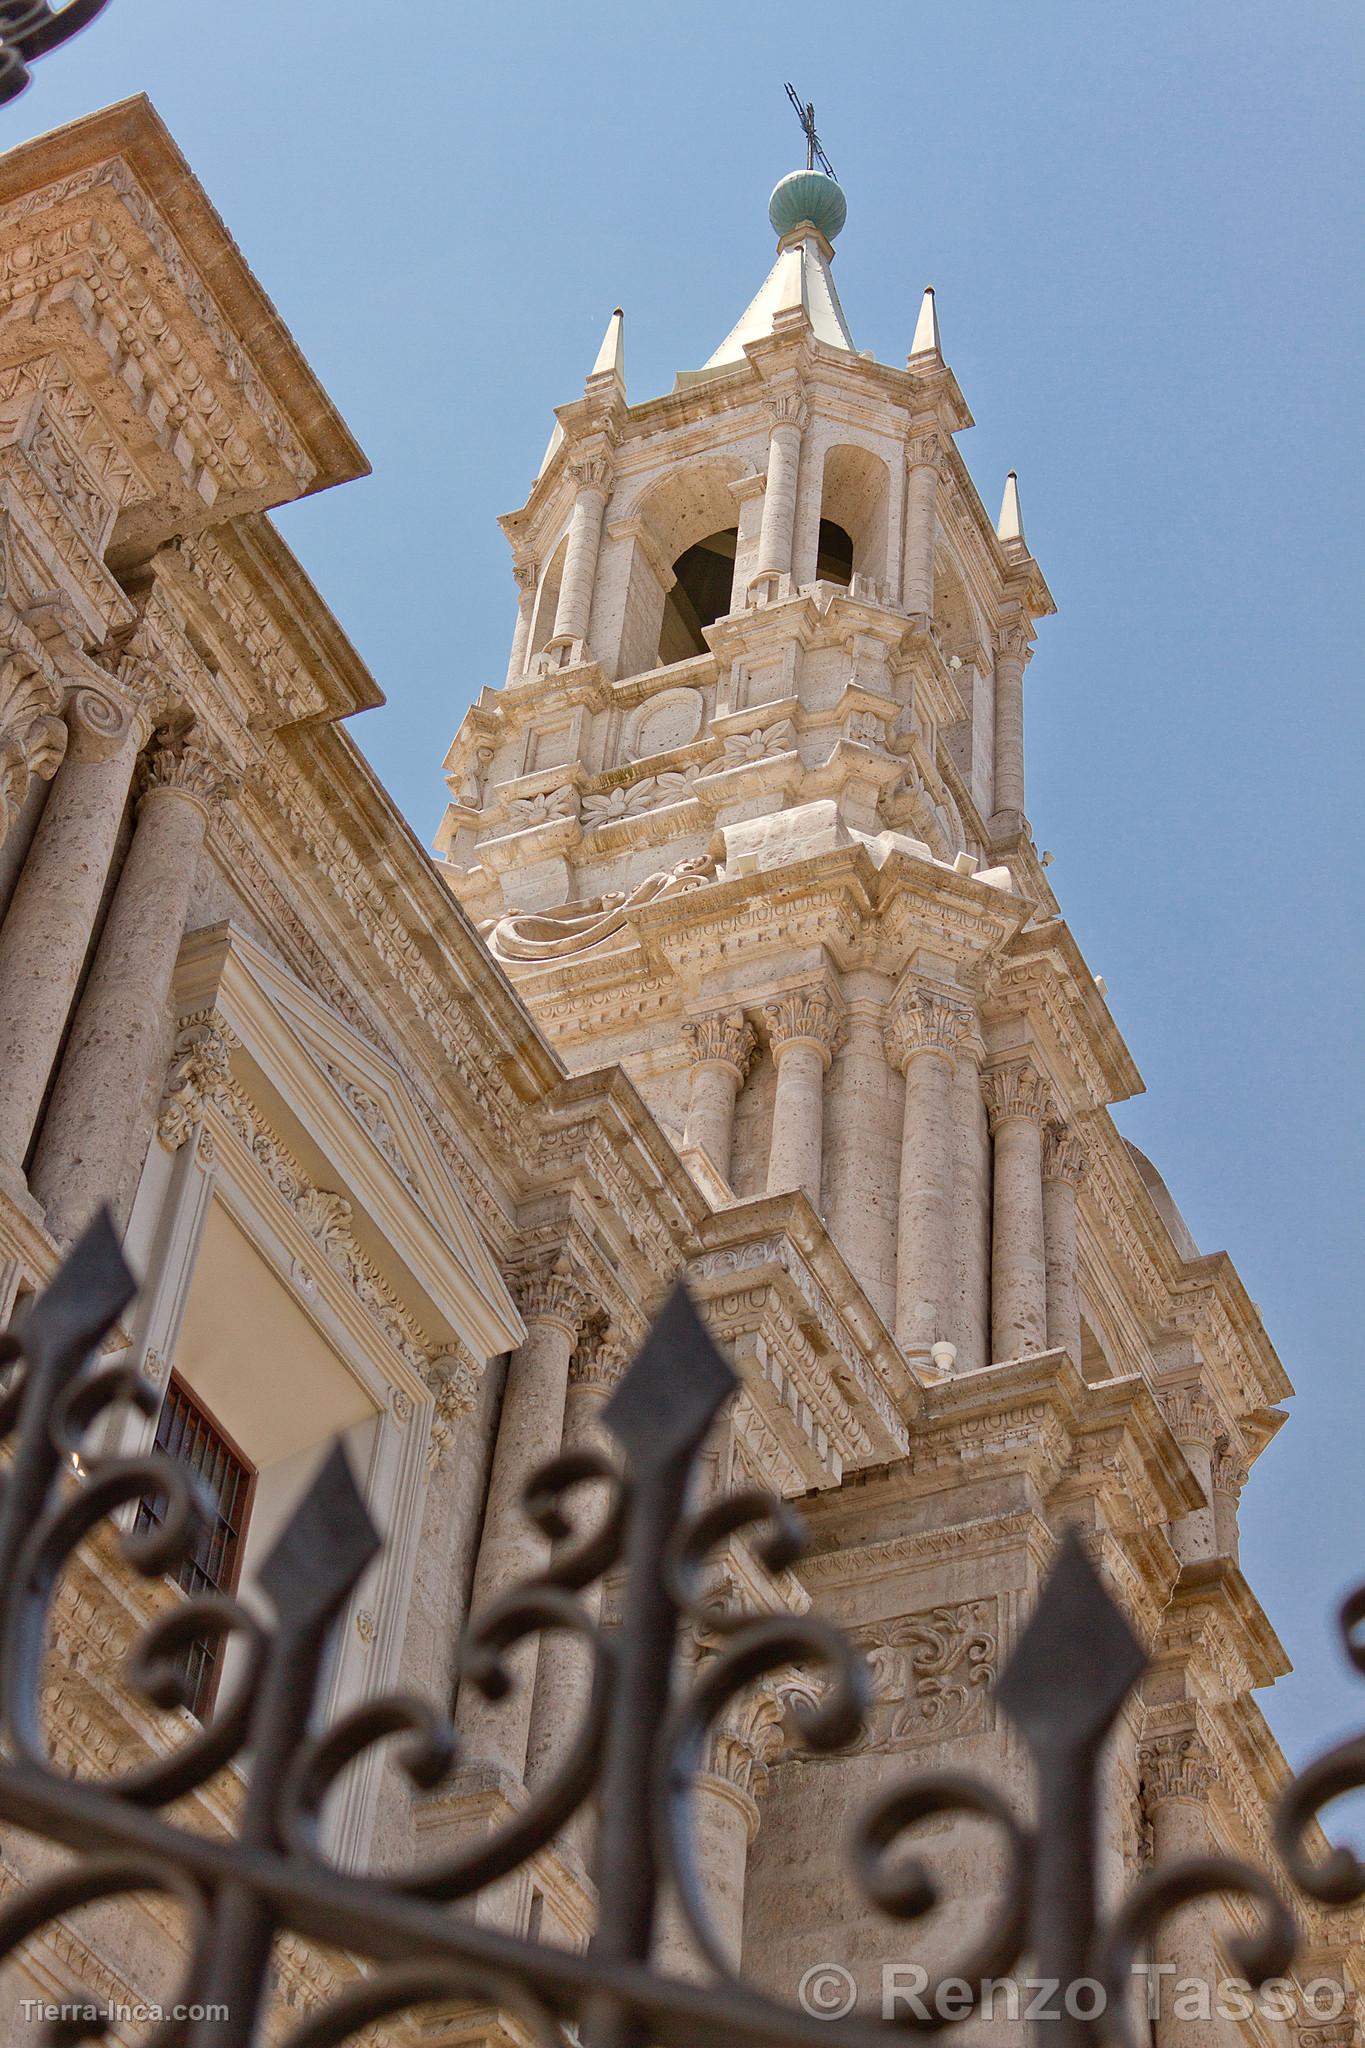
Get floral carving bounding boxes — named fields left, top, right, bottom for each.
left=505, top=784, right=578, bottom=829
left=764, top=988, right=844, bottom=1062
left=157, top=1013, right=239, bottom=1151
left=581, top=766, right=703, bottom=828
left=1042, top=1122, right=1086, bottom=1186
left=848, top=1601, right=998, bottom=1750
left=1140, top=1729, right=1216, bottom=1807
left=720, top=718, right=794, bottom=767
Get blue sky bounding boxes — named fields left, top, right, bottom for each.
left=8, top=4, right=1363, bottom=1795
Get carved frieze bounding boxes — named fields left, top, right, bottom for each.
left=846, top=1599, right=998, bottom=1750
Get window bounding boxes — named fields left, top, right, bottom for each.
left=135, top=1375, right=254, bottom=1718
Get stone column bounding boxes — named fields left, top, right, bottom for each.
left=1139, top=1729, right=1219, bottom=2048
left=825, top=989, right=900, bottom=1327
left=654, top=1697, right=773, bottom=1981
left=524, top=1328, right=628, bottom=1861
left=550, top=455, right=611, bottom=654
left=951, top=1039, right=991, bottom=1370
left=31, top=733, right=229, bottom=1243
left=991, top=621, right=1031, bottom=826
left=1156, top=1387, right=1218, bottom=1566
left=902, top=429, right=940, bottom=622
left=750, top=393, right=807, bottom=601
left=680, top=1012, right=757, bottom=1185
left=886, top=989, right=972, bottom=1359
left=0, top=686, right=139, bottom=1179
left=1041, top=1121, right=1086, bottom=1366
left=983, top=1057, right=1052, bottom=1361
left=0, top=650, right=66, bottom=912
left=1210, top=1437, right=1247, bottom=1562
left=764, top=987, right=841, bottom=1208
left=457, top=1263, right=587, bottom=1782
left=505, top=557, right=538, bottom=683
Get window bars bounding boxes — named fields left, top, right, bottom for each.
left=0, top=1211, right=1357, bottom=2047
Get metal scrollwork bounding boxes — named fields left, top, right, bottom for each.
left=0, top=1, right=113, bottom=107
left=0, top=1214, right=1350, bottom=2046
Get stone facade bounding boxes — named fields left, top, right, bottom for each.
left=0, top=93, right=1354, bottom=2048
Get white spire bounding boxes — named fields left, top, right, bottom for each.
left=910, top=284, right=941, bottom=360
left=589, top=306, right=626, bottom=391
left=997, top=470, right=1026, bottom=546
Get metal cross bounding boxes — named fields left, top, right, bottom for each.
left=784, top=81, right=837, bottom=179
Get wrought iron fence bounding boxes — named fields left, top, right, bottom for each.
left=0, top=1, right=111, bottom=106
left=0, top=1213, right=1357, bottom=2046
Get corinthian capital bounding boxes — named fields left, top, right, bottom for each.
left=982, top=1057, right=1053, bottom=1131
left=141, top=729, right=235, bottom=815
left=885, top=987, right=973, bottom=1071
left=905, top=428, right=942, bottom=471
left=682, top=1009, right=757, bottom=1079
left=157, top=1011, right=239, bottom=1151
left=1042, top=1122, right=1086, bottom=1186
left=1139, top=1729, right=1216, bottom=1808
left=513, top=1259, right=592, bottom=1337
left=512, top=555, right=538, bottom=596
left=765, top=390, right=809, bottom=435
left=764, top=987, right=844, bottom=1066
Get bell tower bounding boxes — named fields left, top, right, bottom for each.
left=437, top=161, right=1085, bottom=1374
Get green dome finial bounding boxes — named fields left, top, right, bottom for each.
left=768, top=168, right=847, bottom=245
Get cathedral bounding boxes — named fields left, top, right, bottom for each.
left=0, top=93, right=1355, bottom=2045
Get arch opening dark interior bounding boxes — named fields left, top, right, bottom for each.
left=658, top=527, right=738, bottom=665
left=816, top=518, right=855, bottom=587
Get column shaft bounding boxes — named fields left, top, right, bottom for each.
left=552, top=469, right=609, bottom=648
left=903, top=439, right=939, bottom=619
left=505, top=562, right=536, bottom=683
left=684, top=1063, right=742, bottom=1180
left=458, top=1286, right=582, bottom=1780
left=992, top=627, right=1030, bottom=819
left=1142, top=1742, right=1218, bottom=2048
left=824, top=997, right=899, bottom=1326
left=951, top=1051, right=991, bottom=1370
left=753, top=405, right=806, bottom=592
left=984, top=1060, right=1052, bottom=1362
left=1041, top=1173, right=1080, bottom=1361
left=766, top=1040, right=826, bottom=1204
left=32, top=754, right=221, bottom=1240
left=894, top=1049, right=956, bottom=1354
left=0, top=690, right=138, bottom=1173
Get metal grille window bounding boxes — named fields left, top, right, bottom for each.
left=134, top=1376, right=253, bottom=1718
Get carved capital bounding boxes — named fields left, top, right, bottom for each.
left=885, top=988, right=973, bottom=1071
left=995, top=621, right=1033, bottom=666
left=157, top=1012, right=239, bottom=1151
left=764, top=988, right=844, bottom=1066
left=1156, top=1386, right=1219, bottom=1452
left=141, top=729, right=235, bottom=816
left=905, top=429, right=942, bottom=472
left=765, top=391, right=809, bottom=436
left=511, top=555, right=538, bottom=596
left=63, top=684, right=132, bottom=764
left=982, top=1058, right=1053, bottom=1131
left=570, top=1330, right=630, bottom=1398
left=0, top=651, right=64, bottom=834
left=1211, top=1436, right=1249, bottom=1497
left=1139, top=1729, right=1216, bottom=1807
left=681, top=1010, right=757, bottom=1079
left=425, top=1345, right=485, bottom=1472
left=567, top=454, right=611, bottom=496
left=1042, top=1121, right=1086, bottom=1187
left=513, top=1261, right=591, bottom=1338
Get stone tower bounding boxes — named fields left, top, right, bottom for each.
left=437, top=166, right=1316, bottom=2013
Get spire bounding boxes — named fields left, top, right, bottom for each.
left=588, top=306, right=626, bottom=392
left=681, top=168, right=855, bottom=386
left=997, top=470, right=1026, bottom=547
left=910, top=284, right=940, bottom=361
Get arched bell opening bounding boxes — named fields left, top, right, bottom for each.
left=658, top=527, right=739, bottom=665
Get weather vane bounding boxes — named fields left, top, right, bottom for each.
left=784, top=80, right=837, bottom=179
